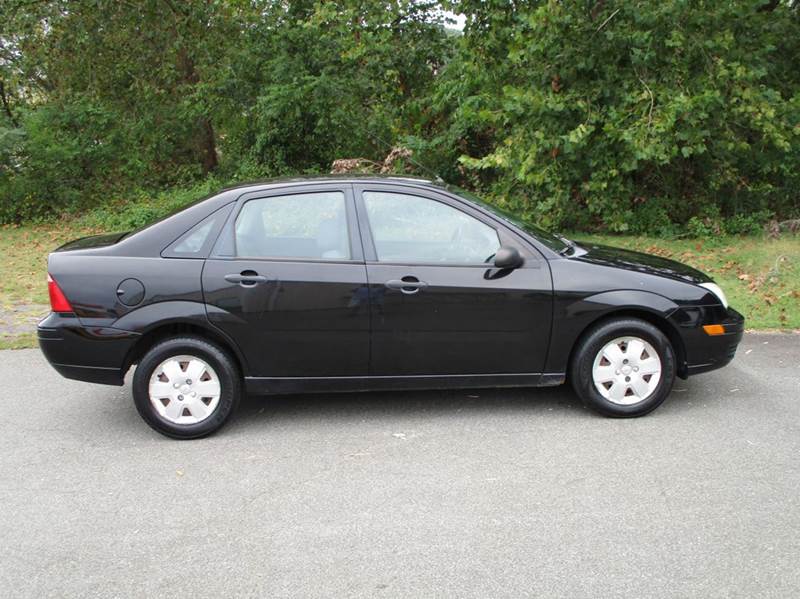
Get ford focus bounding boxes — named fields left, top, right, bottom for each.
left=38, top=177, right=744, bottom=438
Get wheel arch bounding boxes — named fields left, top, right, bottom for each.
left=122, top=319, right=247, bottom=379
left=566, top=307, right=688, bottom=380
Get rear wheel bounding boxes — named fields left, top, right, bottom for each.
left=569, top=318, right=675, bottom=417
left=132, top=336, right=241, bottom=439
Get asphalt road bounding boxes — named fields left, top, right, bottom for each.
left=1, top=333, right=799, bottom=598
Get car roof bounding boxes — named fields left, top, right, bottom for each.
left=217, top=174, right=443, bottom=194
left=110, top=174, right=561, bottom=261
left=98, top=175, right=449, bottom=257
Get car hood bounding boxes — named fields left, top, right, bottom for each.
left=572, top=242, right=711, bottom=285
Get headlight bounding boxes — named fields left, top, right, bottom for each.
left=699, top=282, right=728, bottom=309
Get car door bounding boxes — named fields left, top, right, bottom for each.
left=202, top=184, right=370, bottom=377
left=354, top=183, right=553, bottom=378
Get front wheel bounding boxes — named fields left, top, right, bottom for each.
left=569, top=318, right=676, bottom=417
left=132, top=336, right=241, bottom=439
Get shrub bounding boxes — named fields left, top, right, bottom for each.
left=435, top=0, right=800, bottom=235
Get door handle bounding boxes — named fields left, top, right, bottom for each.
left=225, top=271, right=269, bottom=286
left=385, top=277, right=428, bottom=295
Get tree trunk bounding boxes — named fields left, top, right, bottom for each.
left=176, top=47, right=218, bottom=174
left=200, top=117, right=218, bottom=173
left=0, top=79, right=19, bottom=127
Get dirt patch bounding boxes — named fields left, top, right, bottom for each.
left=0, top=303, right=50, bottom=336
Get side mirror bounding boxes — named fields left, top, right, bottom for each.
left=494, top=246, right=523, bottom=269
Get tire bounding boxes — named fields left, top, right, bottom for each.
left=132, top=336, right=241, bottom=439
left=569, top=317, right=676, bottom=417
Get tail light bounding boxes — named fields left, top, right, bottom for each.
left=47, top=274, right=74, bottom=313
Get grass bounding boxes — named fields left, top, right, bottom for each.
left=0, top=332, right=36, bottom=350
left=0, top=223, right=102, bottom=350
left=0, top=221, right=798, bottom=349
left=0, top=223, right=101, bottom=305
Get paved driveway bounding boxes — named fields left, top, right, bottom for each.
left=1, top=333, right=799, bottom=598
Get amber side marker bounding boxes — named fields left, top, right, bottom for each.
left=703, top=324, right=726, bottom=336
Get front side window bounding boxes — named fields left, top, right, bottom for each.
left=447, top=186, right=568, bottom=253
left=363, top=191, right=500, bottom=263
left=235, top=191, right=350, bottom=260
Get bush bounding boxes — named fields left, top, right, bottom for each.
left=74, top=178, right=224, bottom=232
left=724, top=211, right=774, bottom=236
left=435, top=0, right=800, bottom=235
left=2, top=0, right=798, bottom=237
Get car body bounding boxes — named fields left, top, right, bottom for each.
left=38, top=176, right=744, bottom=437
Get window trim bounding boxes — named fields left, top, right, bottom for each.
left=355, top=185, right=509, bottom=267
left=211, top=184, right=363, bottom=264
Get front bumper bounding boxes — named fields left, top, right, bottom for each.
left=669, top=305, right=745, bottom=378
left=37, top=312, right=140, bottom=386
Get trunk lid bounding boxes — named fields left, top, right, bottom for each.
left=54, top=232, right=129, bottom=252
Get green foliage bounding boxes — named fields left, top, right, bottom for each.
left=220, top=2, right=452, bottom=177
left=436, top=0, right=800, bottom=233
left=724, top=211, right=774, bottom=236
left=73, top=178, right=224, bottom=231
left=0, top=0, right=450, bottom=222
left=0, top=100, right=136, bottom=221
left=1, top=0, right=798, bottom=236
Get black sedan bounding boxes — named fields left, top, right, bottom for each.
left=38, top=176, right=744, bottom=438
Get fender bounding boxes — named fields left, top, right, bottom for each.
left=564, top=289, right=679, bottom=320
left=544, top=289, right=680, bottom=375
left=112, top=300, right=250, bottom=373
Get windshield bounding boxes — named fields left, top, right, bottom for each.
left=447, top=186, right=568, bottom=252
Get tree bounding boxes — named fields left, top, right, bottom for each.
left=432, top=0, right=800, bottom=232
left=0, top=0, right=451, bottom=221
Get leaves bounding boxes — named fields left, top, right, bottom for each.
left=433, top=0, right=800, bottom=233
left=1, top=0, right=799, bottom=233
left=0, top=0, right=451, bottom=222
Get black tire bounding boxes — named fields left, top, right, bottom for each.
left=569, top=317, right=676, bottom=417
left=132, top=336, right=241, bottom=439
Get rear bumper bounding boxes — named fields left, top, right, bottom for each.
left=670, top=306, right=745, bottom=378
left=37, top=312, right=139, bottom=386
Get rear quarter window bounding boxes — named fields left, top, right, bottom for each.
left=162, top=203, right=233, bottom=258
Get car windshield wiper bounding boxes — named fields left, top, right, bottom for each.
left=557, top=235, right=576, bottom=256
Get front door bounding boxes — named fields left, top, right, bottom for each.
left=355, top=184, right=553, bottom=377
left=202, top=185, right=369, bottom=377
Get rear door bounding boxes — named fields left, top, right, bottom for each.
left=354, top=183, right=553, bottom=377
left=202, top=184, right=370, bottom=377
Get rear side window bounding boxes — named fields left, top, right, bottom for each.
left=235, top=192, right=349, bottom=260
left=363, top=191, right=500, bottom=263
left=173, top=219, right=216, bottom=253
left=163, top=203, right=233, bottom=258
